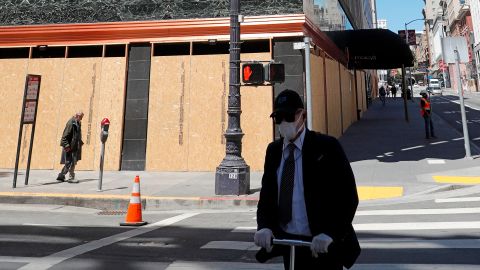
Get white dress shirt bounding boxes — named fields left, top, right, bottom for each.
left=276, top=127, right=311, bottom=236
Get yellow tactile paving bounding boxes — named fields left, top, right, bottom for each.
left=433, top=176, right=480, bottom=185
left=357, top=186, right=404, bottom=201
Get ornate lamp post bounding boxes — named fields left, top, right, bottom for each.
left=215, top=0, right=250, bottom=195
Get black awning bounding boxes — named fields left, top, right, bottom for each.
left=325, top=29, right=414, bottom=70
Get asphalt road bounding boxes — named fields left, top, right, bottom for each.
left=2, top=197, right=480, bottom=270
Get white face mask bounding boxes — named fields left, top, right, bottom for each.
left=278, top=114, right=304, bottom=141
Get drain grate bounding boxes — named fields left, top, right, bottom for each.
left=97, top=210, right=127, bottom=216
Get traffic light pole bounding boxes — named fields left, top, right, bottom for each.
left=215, top=0, right=250, bottom=195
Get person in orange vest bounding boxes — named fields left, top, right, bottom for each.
left=420, top=91, right=436, bottom=139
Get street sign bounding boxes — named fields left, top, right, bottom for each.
left=442, top=37, right=469, bottom=64
left=398, top=30, right=416, bottom=45
left=13, top=74, right=42, bottom=188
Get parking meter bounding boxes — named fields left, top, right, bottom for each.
left=100, top=118, right=110, bottom=143
left=98, top=118, right=110, bottom=191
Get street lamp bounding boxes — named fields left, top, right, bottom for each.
left=215, top=0, right=250, bottom=195
left=404, top=18, right=424, bottom=103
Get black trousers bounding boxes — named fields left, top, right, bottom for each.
left=278, top=231, right=343, bottom=270
left=423, top=114, right=435, bottom=138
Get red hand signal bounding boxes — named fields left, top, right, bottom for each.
left=243, top=66, right=253, bottom=81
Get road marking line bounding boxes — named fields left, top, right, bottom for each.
left=433, top=176, right=480, bottom=184
left=356, top=207, right=480, bottom=216
left=18, top=213, right=198, bottom=270
left=354, top=221, right=480, bottom=231
left=0, top=256, right=36, bottom=263
left=430, top=140, right=448, bottom=145
left=361, top=238, right=480, bottom=249
left=436, top=197, right=480, bottom=203
left=348, top=264, right=480, bottom=270
left=232, top=226, right=256, bottom=232
left=166, top=261, right=281, bottom=270
left=452, top=137, right=463, bottom=141
left=201, top=241, right=260, bottom=251
left=401, top=145, right=425, bottom=151
left=357, top=186, right=403, bottom=200
left=427, top=159, right=445, bottom=164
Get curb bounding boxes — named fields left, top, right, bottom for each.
left=0, top=192, right=259, bottom=211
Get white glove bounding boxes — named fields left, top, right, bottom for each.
left=310, top=233, right=333, bottom=257
left=254, top=228, right=274, bottom=253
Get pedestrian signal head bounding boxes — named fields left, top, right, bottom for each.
left=265, top=63, right=285, bottom=83
left=242, top=63, right=264, bottom=85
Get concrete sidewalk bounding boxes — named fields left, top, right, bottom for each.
left=1, top=94, right=480, bottom=210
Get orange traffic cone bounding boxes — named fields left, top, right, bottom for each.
left=120, top=175, right=147, bottom=226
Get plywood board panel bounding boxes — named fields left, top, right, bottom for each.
left=187, top=54, right=229, bottom=171
left=325, top=58, right=341, bottom=138
left=360, top=71, right=367, bottom=112
left=0, top=59, right=28, bottom=168
left=356, top=70, right=365, bottom=115
left=146, top=56, right=190, bottom=171
left=310, top=53, right=326, bottom=134
left=341, top=65, right=352, bottom=132
left=26, top=58, right=66, bottom=169
left=93, top=57, right=126, bottom=171
left=54, top=58, right=103, bottom=171
left=240, top=53, right=272, bottom=171
left=350, top=73, right=357, bottom=122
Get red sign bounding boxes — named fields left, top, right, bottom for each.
left=438, top=60, right=447, bottom=71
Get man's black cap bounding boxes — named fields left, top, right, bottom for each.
left=270, top=89, right=304, bottom=117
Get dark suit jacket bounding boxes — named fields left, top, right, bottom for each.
left=256, top=129, right=360, bottom=268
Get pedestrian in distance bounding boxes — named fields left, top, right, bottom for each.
left=379, top=85, right=386, bottom=106
left=420, top=91, right=436, bottom=139
left=386, top=85, right=391, bottom=98
left=56, top=111, right=84, bottom=183
left=391, top=84, right=397, bottom=98
left=254, top=89, right=360, bottom=270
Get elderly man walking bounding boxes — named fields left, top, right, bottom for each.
left=56, top=112, right=84, bottom=183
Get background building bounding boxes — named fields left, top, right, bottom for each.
left=0, top=0, right=376, bottom=172
left=445, top=0, right=476, bottom=91
left=377, top=19, right=388, bottom=29
left=471, top=0, right=480, bottom=88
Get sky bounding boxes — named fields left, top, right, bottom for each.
left=376, top=0, right=426, bottom=33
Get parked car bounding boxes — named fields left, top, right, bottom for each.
left=427, top=79, right=442, bottom=95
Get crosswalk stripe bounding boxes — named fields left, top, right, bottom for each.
left=435, top=197, right=480, bottom=203
left=356, top=207, right=480, bottom=215
left=201, top=238, right=480, bottom=251
left=232, top=226, right=256, bottom=232
left=350, top=264, right=480, bottom=270
left=0, top=256, right=35, bottom=263
left=165, top=262, right=480, bottom=270
left=235, top=220, right=480, bottom=232
left=165, top=261, right=281, bottom=269
left=361, top=238, right=480, bottom=249
left=201, top=241, right=260, bottom=251
left=354, top=221, right=480, bottom=231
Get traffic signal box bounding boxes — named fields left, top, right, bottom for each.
left=242, top=62, right=285, bottom=85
